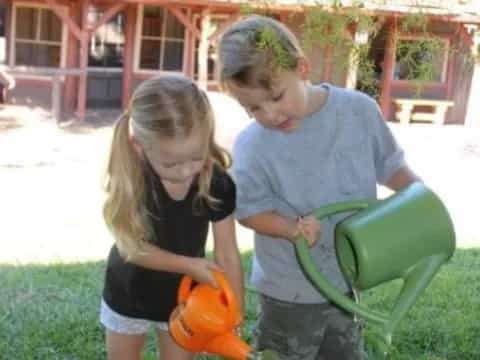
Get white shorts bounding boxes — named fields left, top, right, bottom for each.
left=100, top=299, right=169, bottom=334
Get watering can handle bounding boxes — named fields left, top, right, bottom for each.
left=309, top=200, right=371, bottom=220
left=177, top=275, right=193, bottom=304
left=295, top=200, right=391, bottom=326
left=177, top=271, right=242, bottom=326
left=213, top=271, right=242, bottom=326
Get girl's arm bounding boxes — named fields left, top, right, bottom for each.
left=125, top=242, right=222, bottom=286
left=212, top=214, right=245, bottom=314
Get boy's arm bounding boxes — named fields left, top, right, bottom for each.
left=362, top=94, right=421, bottom=191
left=385, top=165, right=422, bottom=191
left=239, top=211, right=298, bottom=243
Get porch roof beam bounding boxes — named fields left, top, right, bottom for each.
left=207, top=12, right=240, bottom=42
left=458, top=23, right=474, bottom=47
left=166, top=5, right=201, bottom=40
left=120, top=0, right=303, bottom=12
left=119, top=0, right=480, bottom=22
left=44, top=0, right=83, bottom=41
left=122, top=0, right=243, bottom=9
left=89, top=3, right=127, bottom=34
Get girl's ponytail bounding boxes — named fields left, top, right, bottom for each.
left=103, top=112, right=147, bottom=258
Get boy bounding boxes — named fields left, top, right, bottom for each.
left=218, top=15, right=420, bottom=359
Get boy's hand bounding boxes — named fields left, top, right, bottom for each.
left=299, top=216, right=321, bottom=247
left=289, top=216, right=321, bottom=247
left=187, top=258, right=223, bottom=288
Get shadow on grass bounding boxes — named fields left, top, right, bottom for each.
left=1, top=249, right=479, bottom=359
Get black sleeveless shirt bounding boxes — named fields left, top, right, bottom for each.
left=102, top=163, right=236, bottom=321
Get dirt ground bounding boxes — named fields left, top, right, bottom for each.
left=1, top=94, right=479, bottom=264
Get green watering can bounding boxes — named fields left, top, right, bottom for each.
left=295, top=182, right=456, bottom=343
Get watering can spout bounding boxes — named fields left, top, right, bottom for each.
left=296, top=182, right=455, bottom=337
left=204, top=332, right=252, bottom=360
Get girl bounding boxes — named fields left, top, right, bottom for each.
left=101, top=75, right=244, bottom=360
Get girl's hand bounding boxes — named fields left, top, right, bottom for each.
left=293, top=216, right=321, bottom=247
left=187, top=258, right=223, bottom=288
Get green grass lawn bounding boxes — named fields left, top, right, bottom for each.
left=1, top=249, right=479, bottom=359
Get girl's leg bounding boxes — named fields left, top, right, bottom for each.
left=156, top=329, right=194, bottom=360
left=106, top=330, right=146, bottom=360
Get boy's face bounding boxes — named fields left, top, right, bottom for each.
left=227, top=66, right=309, bottom=132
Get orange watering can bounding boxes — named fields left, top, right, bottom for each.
left=169, top=271, right=277, bottom=360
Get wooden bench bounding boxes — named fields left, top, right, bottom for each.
left=393, top=98, right=454, bottom=125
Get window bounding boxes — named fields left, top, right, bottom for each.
left=14, top=6, right=63, bottom=67
left=88, top=7, right=125, bottom=67
left=193, top=15, right=228, bottom=81
left=193, top=43, right=216, bottom=81
left=138, top=6, right=185, bottom=71
left=394, top=38, right=448, bottom=83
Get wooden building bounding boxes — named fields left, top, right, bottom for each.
left=0, top=0, right=479, bottom=125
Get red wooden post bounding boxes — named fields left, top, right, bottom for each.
left=446, top=34, right=455, bottom=100
left=4, top=1, right=12, bottom=71
left=122, top=4, right=136, bottom=109
left=76, top=0, right=90, bottom=121
left=464, top=28, right=480, bottom=126
left=198, top=9, right=210, bottom=90
left=379, top=18, right=397, bottom=119
left=184, top=23, right=193, bottom=78
left=64, top=2, right=80, bottom=114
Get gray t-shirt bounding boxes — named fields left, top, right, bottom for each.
left=232, top=84, right=406, bottom=304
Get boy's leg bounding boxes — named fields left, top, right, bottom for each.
left=315, top=305, right=363, bottom=360
left=254, top=294, right=328, bottom=360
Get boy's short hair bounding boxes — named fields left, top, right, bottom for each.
left=218, top=15, right=304, bottom=90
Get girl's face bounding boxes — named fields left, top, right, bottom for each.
left=143, top=128, right=208, bottom=200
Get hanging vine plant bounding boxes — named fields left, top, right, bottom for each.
left=238, top=1, right=474, bottom=100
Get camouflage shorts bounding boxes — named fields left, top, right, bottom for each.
left=253, top=293, right=363, bottom=360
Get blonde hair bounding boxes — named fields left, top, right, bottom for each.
left=103, top=75, right=231, bottom=258
left=218, top=15, right=304, bottom=90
